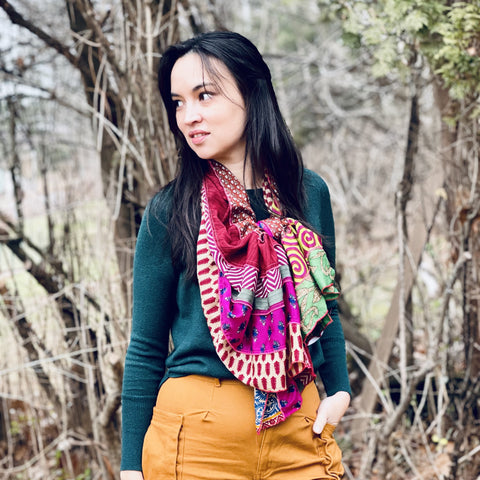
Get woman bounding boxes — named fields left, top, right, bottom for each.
left=121, top=31, right=351, bottom=480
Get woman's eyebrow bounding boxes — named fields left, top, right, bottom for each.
left=171, top=82, right=216, bottom=97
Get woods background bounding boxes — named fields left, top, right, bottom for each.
left=0, top=0, right=479, bottom=479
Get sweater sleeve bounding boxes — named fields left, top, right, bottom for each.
left=304, top=170, right=351, bottom=397
left=121, top=192, right=178, bottom=471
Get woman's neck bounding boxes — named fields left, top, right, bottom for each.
left=214, top=157, right=260, bottom=189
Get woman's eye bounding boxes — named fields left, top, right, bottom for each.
left=173, top=99, right=183, bottom=108
left=199, top=92, right=213, bottom=101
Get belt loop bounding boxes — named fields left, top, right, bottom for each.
left=214, top=378, right=221, bottom=387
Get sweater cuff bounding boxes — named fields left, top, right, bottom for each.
left=121, top=394, right=157, bottom=471
left=318, top=337, right=352, bottom=396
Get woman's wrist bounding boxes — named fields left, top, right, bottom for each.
left=120, top=470, right=144, bottom=480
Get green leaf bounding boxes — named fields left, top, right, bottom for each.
left=404, top=10, right=429, bottom=32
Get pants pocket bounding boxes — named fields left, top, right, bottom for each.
left=316, top=423, right=344, bottom=479
left=142, top=407, right=184, bottom=480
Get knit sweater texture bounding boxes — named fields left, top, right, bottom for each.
left=120, top=168, right=351, bottom=471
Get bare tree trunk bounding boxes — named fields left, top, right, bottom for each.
left=396, top=91, right=419, bottom=386
left=7, top=97, right=24, bottom=234
left=433, top=80, right=480, bottom=479
left=39, top=144, right=55, bottom=255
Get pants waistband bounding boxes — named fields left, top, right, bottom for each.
left=170, top=374, right=246, bottom=387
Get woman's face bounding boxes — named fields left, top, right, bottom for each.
left=170, top=53, right=247, bottom=169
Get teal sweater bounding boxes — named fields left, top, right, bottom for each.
left=121, top=169, right=351, bottom=471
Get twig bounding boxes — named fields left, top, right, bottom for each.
left=458, top=444, right=480, bottom=464
left=383, top=361, right=435, bottom=439
left=0, top=341, right=126, bottom=377
left=435, top=251, right=472, bottom=347
left=398, top=437, right=422, bottom=479
left=348, top=343, right=393, bottom=414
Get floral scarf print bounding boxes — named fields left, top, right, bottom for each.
left=197, top=161, right=339, bottom=432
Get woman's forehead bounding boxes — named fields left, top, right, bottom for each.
left=171, top=53, right=234, bottom=92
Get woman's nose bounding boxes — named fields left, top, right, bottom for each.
left=183, top=102, right=202, bottom=125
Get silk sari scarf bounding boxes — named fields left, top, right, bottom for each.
left=197, top=161, right=339, bottom=432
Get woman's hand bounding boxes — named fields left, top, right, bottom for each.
left=313, top=391, right=351, bottom=435
left=120, top=471, right=144, bottom=480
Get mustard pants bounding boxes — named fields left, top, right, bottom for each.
left=142, top=375, right=344, bottom=480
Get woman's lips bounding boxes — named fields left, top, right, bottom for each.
left=189, top=130, right=209, bottom=145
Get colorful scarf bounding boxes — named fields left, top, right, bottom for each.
left=197, top=161, right=339, bottom=432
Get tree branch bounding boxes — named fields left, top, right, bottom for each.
left=0, top=282, right=63, bottom=413
left=72, top=0, right=125, bottom=80
left=0, top=0, right=80, bottom=70
left=0, top=210, right=112, bottom=335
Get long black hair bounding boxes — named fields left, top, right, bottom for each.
left=157, top=31, right=306, bottom=280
